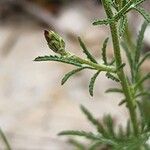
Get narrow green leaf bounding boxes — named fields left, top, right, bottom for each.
left=101, top=37, right=109, bottom=65
left=103, top=115, right=115, bottom=138
left=108, top=58, right=115, bottom=65
left=69, top=139, right=85, bottom=150
left=116, top=63, right=126, bottom=72
left=89, top=71, right=101, bottom=96
left=135, top=92, right=150, bottom=98
left=134, top=73, right=150, bottom=90
left=78, top=37, right=97, bottom=63
left=80, top=105, right=99, bottom=127
left=119, top=16, right=128, bottom=37
left=34, top=55, right=82, bottom=67
left=118, top=99, right=126, bottom=106
left=61, top=66, right=92, bottom=85
left=138, top=100, right=150, bottom=131
left=106, top=73, right=120, bottom=82
left=105, top=88, right=123, bottom=93
left=121, top=41, right=133, bottom=73
left=135, top=21, right=148, bottom=65
left=89, top=141, right=102, bottom=150
left=134, top=0, right=146, bottom=7
left=137, top=52, right=150, bottom=69
left=134, top=6, right=150, bottom=23
left=126, top=120, right=131, bottom=138
left=117, top=125, right=125, bottom=139
left=58, top=130, right=101, bottom=141
left=92, top=18, right=111, bottom=26
left=80, top=105, right=107, bottom=137
left=0, top=128, right=11, bottom=150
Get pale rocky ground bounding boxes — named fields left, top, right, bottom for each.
left=0, top=3, right=150, bottom=150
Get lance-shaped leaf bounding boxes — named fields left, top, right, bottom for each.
left=92, top=18, right=111, bottom=26
left=133, top=7, right=150, bottom=23
left=108, top=58, right=115, bottom=65
left=137, top=52, right=150, bottom=69
left=118, top=99, right=126, bottom=106
left=135, top=92, right=150, bottom=98
left=59, top=130, right=116, bottom=146
left=126, top=120, right=131, bottom=138
left=121, top=41, right=133, bottom=71
left=78, top=37, right=97, bottom=63
left=138, top=100, right=150, bottom=131
left=89, top=71, right=101, bottom=96
left=68, top=139, right=85, bottom=150
left=105, top=88, right=123, bottom=94
left=89, top=141, right=102, bottom=150
left=80, top=105, right=108, bottom=137
left=119, top=16, right=127, bottom=37
left=58, top=130, right=101, bottom=141
left=34, top=55, right=82, bottom=67
left=117, top=125, right=125, bottom=140
left=61, top=66, right=93, bottom=85
left=116, top=63, right=126, bottom=72
left=134, top=0, right=146, bottom=7
left=0, top=128, right=11, bottom=150
left=106, top=72, right=120, bottom=82
left=101, top=37, right=109, bottom=65
left=135, top=21, right=148, bottom=65
left=134, top=73, right=150, bottom=90
left=103, top=115, right=115, bottom=138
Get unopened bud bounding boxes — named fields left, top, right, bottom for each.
left=44, top=30, right=67, bottom=55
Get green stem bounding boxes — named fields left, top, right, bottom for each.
left=113, top=0, right=135, bottom=22
left=75, top=56, right=116, bottom=73
left=102, top=0, right=139, bottom=136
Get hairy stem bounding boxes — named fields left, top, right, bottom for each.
left=102, top=0, right=139, bottom=136
left=74, top=56, right=116, bottom=73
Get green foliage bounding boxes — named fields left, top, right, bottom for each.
left=137, top=52, right=150, bottom=69
left=78, top=37, right=97, bottom=63
left=133, top=7, right=150, bottom=23
left=61, top=66, right=92, bottom=85
left=134, top=73, right=150, bottom=91
left=101, top=37, right=109, bottom=65
left=118, top=99, right=126, bottom=106
left=105, top=88, right=123, bottom=94
left=34, top=55, right=82, bottom=67
left=0, top=127, right=11, bottom=150
left=35, top=0, right=150, bottom=149
left=80, top=105, right=106, bottom=135
left=68, top=139, right=86, bottom=150
left=58, top=105, right=150, bottom=149
left=135, top=21, right=148, bottom=66
left=121, top=41, right=134, bottom=78
left=119, top=16, right=128, bottom=37
left=106, top=72, right=120, bottom=82
left=89, top=71, right=101, bottom=96
left=58, top=130, right=102, bottom=141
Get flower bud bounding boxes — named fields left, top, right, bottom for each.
left=44, top=30, right=67, bottom=55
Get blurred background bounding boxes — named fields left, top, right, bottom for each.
left=0, top=0, right=149, bottom=149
